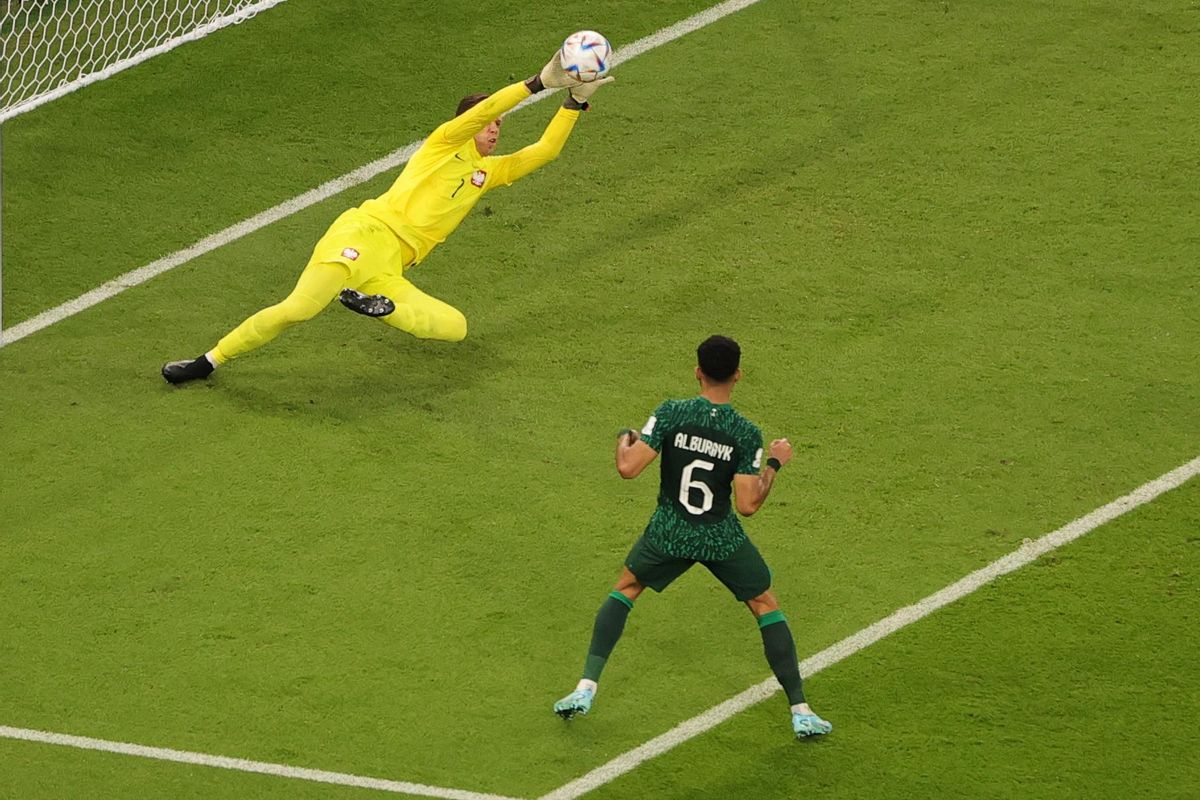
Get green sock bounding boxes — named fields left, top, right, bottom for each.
left=582, top=591, right=634, bottom=682
left=758, top=611, right=806, bottom=706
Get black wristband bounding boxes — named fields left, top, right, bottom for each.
left=563, top=97, right=589, bottom=111
left=766, top=457, right=783, bottom=471
left=525, top=75, right=545, bottom=94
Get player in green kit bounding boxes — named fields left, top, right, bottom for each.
left=552, top=335, right=832, bottom=740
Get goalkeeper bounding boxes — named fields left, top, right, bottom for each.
left=162, top=48, right=612, bottom=384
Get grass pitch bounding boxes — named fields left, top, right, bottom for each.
left=2, top=1, right=1198, bottom=798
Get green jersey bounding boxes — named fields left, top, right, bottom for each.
left=638, top=396, right=764, bottom=560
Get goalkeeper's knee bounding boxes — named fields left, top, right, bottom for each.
left=273, top=292, right=327, bottom=324
left=440, top=311, right=467, bottom=342
left=416, top=310, right=466, bottom=342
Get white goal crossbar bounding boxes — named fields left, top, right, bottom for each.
left=1, top=0, right=290, bottom=124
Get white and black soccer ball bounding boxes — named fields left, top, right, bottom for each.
left=559, top=30, right=612, bottom=83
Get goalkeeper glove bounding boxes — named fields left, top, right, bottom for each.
left=539, top=52, right=583, bottom=89
left=569, top=76, right=614, bottom=104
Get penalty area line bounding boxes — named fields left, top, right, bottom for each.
left=537, top=454, right=1200, bottom=800
left=0, top=725, right=521, bottom=800
left=0, top=0, right=769, bottom=350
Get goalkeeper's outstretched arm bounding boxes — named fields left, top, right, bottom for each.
left=434, top=48, right=591, bottom=147
left=484, top=67, right=615, bottom=186
left=434, top=80, right=533, bottom=147
left=486, top=103, right=579, bottom=185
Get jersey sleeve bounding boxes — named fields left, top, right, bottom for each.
left=639, top=400, right=673, bottom=452
left=736, top=422, right=764, bottom=475
left=425, top=80, right=533, bottom=153
left=483, top=106, right=580, bottom=188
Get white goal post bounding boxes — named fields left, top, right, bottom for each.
left=0, top=0, right=291, bottom=339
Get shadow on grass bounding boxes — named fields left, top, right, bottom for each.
left=206, top=332, right=511, bottom=423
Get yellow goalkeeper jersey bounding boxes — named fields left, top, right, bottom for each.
left=359, top=80, right=580, bottom=268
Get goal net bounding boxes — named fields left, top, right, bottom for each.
left=1, top=0, right=290, bottom=123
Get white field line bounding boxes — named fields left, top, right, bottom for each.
left=0, top=0, right=293, bottom=124
left=0, top=0, right=767, bottom=349
left=5, top=458, right=1195, bottom=797
left=0, top=725, right=521, bottom=800
left=538, top=454, right=1200, bottom=800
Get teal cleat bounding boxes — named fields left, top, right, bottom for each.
left=792, top=711, right=833, bottom=738
left=554, top=688, right=595, bottom=720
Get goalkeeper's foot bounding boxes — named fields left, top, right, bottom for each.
left=339, top=288, right=395, bottom=318
left=792, top=711, right=832, bottom=739
left=553, top=688, right=595, bottom=720
left=162, top=355, right=214, bottom=385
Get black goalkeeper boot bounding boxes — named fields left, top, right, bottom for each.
left=339, top=288, right=396, bottom=318
left=161, top=355, right=214, bottom=385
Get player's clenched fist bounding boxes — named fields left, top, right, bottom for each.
left=768, top=438, right=793, bottom=467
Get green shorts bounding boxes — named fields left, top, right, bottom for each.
left=625, top=534, right=772, bottom=602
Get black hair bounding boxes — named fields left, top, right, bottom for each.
left=697, top=335, right=741, bottom=382
left=456, top=93, right=489, bottom=116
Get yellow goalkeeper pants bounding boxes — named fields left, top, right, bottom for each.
left=211, top=210, right=467, bottom=364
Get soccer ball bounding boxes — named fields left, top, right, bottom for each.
left=559, top=30, right=612, bottom=83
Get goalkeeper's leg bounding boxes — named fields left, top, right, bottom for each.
left=210, top=260, right=348, bottom=363
left=364, top=274, right=468, bottom=342
left=162, top=259, right=347, bottom=384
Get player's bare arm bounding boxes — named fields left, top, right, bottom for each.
left=615, top=428, right=657, bottom=479
left=734, top=437, right=793, bottom=516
